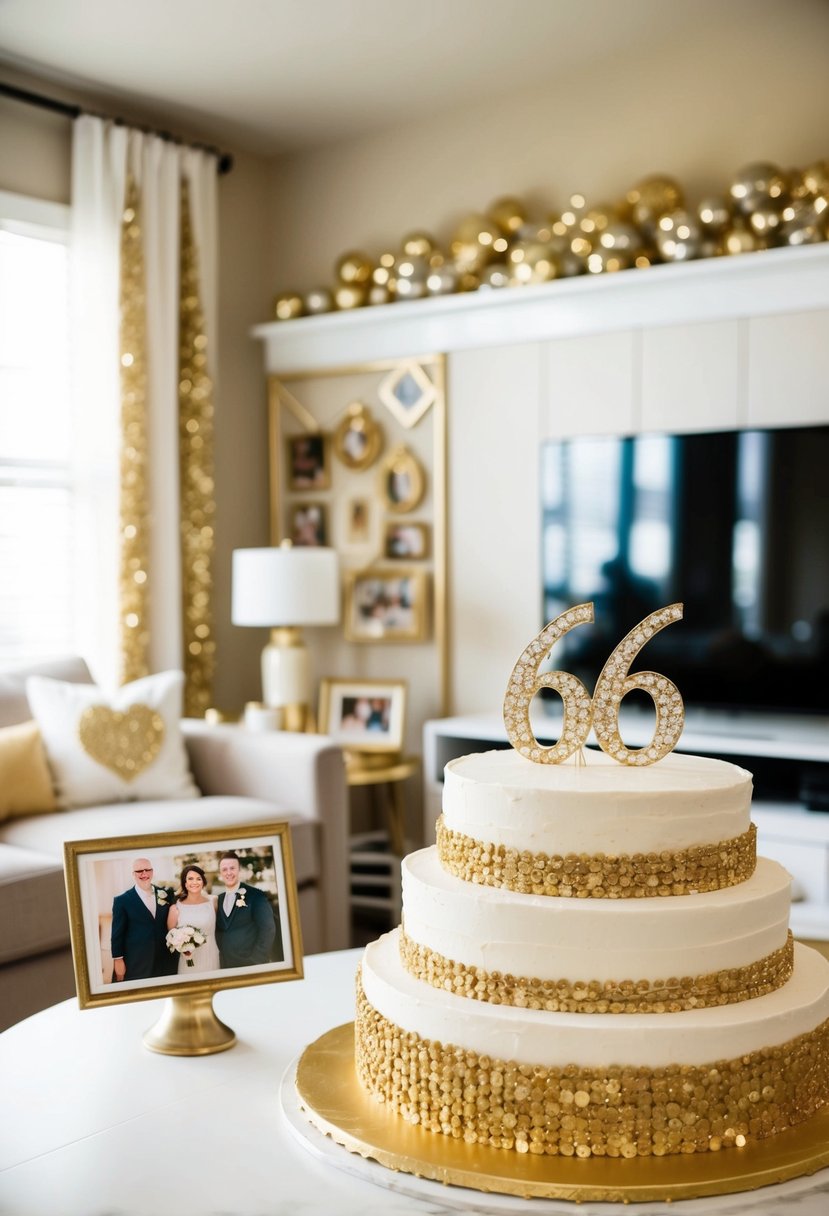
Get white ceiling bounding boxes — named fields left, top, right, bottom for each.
left=1, top=0, right=722, bottom=156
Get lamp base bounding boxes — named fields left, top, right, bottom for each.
left=262, top=627, right=311, bottom=731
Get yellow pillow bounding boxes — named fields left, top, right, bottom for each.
left=0, top=720, right=57, bottom=820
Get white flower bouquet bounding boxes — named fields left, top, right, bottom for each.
left=166, top=923, right=207, bottom=967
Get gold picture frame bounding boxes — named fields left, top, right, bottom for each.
left=380, top=444, right=426, bottom=514
left=344, top=568, right=429, bottom=642
left=63, top=822, right=304, bottom=1010
left=287, top=432, right=331, bottom=491
left=289, top=501, right=328, bottom=547
left=333, top=401, right=383, bottom=470
left=318, top=678, right=406, bottom=752
left=384, top=521, right=430, bottom=560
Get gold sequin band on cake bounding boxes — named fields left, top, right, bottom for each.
left=436, top=816, right=757, bottom=898
left=355, top=974, right=829, bottom=1160
left=399, top=927, right=794, bottom=1014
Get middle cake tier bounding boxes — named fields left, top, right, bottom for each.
left=401, top=847, right=793, bottom=1012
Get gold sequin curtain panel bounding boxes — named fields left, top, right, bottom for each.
left=116, top=166, right=216, bottom=715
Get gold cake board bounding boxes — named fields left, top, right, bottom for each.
left=293, top=1023, right=829, bottom=1205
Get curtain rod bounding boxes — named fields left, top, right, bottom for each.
left=0, top=81, right=234, bottom=175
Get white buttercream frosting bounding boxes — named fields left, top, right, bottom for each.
left=363, top=931, right=829, bottom=1068
left=442, top=748, right=752, bottom=855
left=402, top=847, right=791, bottom=982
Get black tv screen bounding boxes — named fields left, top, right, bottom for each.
left=540, top=425, right=829, bottom=715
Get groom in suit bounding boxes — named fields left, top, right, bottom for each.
left=216, top=851, right=277, bottom=968
left=111, top=858, right=176, bottom=981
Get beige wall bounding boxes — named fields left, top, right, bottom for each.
left=267, top=1, right=829, bottom=291
left=0, top=71, right=272, bottom=710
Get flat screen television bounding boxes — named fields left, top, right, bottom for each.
left=540, top=424, right=829, bottom=716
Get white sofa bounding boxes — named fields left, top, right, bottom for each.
left=0, top=657, right=349, bottom=1029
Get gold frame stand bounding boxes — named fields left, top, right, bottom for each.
left=296, top=1023, right=829, bottom=1204
left=143, top=991, right=236, bottom=1056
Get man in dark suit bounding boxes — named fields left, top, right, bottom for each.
left=111, top=858, right=176, bottom=981
left=215, top=851, right=277, bottom=968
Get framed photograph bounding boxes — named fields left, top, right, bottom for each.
left=287, top=432, right=330, bottom=491
left=318, top=678, right=406, bottom=752
left=289, top=501, right=328, bottom=547
left=344, top=568, right=429, bottom=642
left=384, top=521, right=430, bottom=560
left=63, top=823, right=303, bottom=1009
left=333, top=401, right=383, bottom=471
left=380, top=444, right=426, bottom=514
left=344, top=496, right=371, bottom=546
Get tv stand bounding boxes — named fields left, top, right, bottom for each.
left=422, top=710, right=829, bottom=941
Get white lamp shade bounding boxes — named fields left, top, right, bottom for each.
left=232, top=547, right=340, bottom=627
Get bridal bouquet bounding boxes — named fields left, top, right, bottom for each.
left=166, top=923, right=208, bottom=967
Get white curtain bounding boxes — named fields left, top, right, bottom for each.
left=70, top=116, right=218, bottom=688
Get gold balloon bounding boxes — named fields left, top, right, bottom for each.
left=488, top=196, right=527, bottom=235
left=273, top=292, right=303, bottom=321
left=722, top=225, right=759, bottom=256
left=367, top=283, right=392, bottom=306
left=372, top=252, right=396, bottom=287
left=457, top=270, right=482, bottom=292
left=579, top=204, right=619, bottom=236
left=802, top=160, right=829, bottom=198
left=390, top=254, right=429, bottom=299
left=425, top=264, right=458, bottom=296
left=586, top=248, right=631, bottom=274
left=517, top=220, right=553, bottom=242
left=697, top=196, right=732, bottom=232
left=559, top=193, right=590, bottom=230
left=598, top=221, right=641, bottom=253
left=401, top=231, right=436, bottom=258
left=479, top=263, right=511, bottom=289
left=507, top=240, right=558, bottom=284
left=303, top=287, right=334, bottom=316
left=557, top=249, right=586, bottom=277
left=654, top=210, right=702, bottom=261
left=729, top=162, right=786, bottom=213
left=450, top=213, right=500, bottom=272
left=779, top=200, right=826, bottom=246
left=336, top=251, right=373, bottom=285
left=626, top=176, right=684, bottom=231
left=334, top=282, right=367, bottom=310
left=748, top=207, right=782, bottom=240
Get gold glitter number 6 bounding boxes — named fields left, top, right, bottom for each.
left=592, top=603, right=685, bottom=765
left=503, top=602, right=685, bottom=766
left=503, top=603, right=595, bottom=764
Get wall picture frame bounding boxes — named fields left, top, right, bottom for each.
left=63, top=823, right=304, bottom=1009
left=289, top=501, right=328, bottom=546
left=318, top=678, right=406, bottom=752
left=380, top=444, right=426, bottom=514
left=384, top=521, right=430, bottom=560
left=344, top=568, right=429, bottom=642
left=333, top=401, right=383, bottom=470
left=287, top=432, right=331, bottom=491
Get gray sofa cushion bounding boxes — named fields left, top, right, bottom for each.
left=0, top=844, right=70, bottom=965
left=0, top=795, right=319, bottom=887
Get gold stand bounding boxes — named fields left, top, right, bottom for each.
left=143, top=991, right=236, bottom=1056
left=296, top=1023, right=829, bottom=1203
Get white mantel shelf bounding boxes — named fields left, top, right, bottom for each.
left=253, top=244, right=829, bottom=373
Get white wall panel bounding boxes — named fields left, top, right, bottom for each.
left=641, top=320, right=741, bottom=433
left=747, top=310, right=829, bottom=427
left=447, top=344, right=541, bottom=714
left=542, top=331, right=636, bottom=438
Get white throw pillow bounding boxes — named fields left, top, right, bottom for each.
left=26, top=671, right=200, bottom=809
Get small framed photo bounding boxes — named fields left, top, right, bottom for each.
left=344, top=497, right=371, bottom=546
left=287, top=432, right=330, bottom=491
left=344, top=568, right=429, bottom=642
left=380, top=445, right=426, bottom=514
left=384, top=521, right=430, bottom=560
left=290, top=501, right=328, bottom=547
left=63, top=823, right=303, bottom=1009
left=333, top=401, right=383, bottom=471
left=318, top=678, right=406, bottom=752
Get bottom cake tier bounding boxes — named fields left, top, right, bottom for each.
left=356, top=931, right=829, bottom=1159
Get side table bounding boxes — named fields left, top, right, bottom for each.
left=345, top=753, right=420, bottom=924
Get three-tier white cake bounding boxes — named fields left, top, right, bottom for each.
left=355, top=748, right=829, bottom=1159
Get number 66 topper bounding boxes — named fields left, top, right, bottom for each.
left=503, top=603, right=685, bottom=766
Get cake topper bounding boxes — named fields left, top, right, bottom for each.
left=503, top=603, right=684, bottom=766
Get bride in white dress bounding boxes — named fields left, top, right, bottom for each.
left=167, top=864, right=221, bottom=974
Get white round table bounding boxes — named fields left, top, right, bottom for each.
left=2, top=948, right=828, bottom=1216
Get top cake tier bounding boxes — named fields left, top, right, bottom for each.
left=442, top=749, right=752, bottom=859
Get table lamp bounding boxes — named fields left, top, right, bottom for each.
left=231, top=542, right=340, bottom=731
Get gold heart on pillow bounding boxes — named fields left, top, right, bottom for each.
left=78, top=704, right=165, bottom=782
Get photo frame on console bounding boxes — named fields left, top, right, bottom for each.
left=64, top=823, right=303, bottom=1010
left=318, top=678, right=406, bottom=752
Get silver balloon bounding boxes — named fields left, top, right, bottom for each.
left=654, top=210, right=702, bottom=261
left=748, top=207, right=782, bottom=240
left=303, top=287, right=334, bottom=316
left=779, top=200, right=826, bottom=246
left=367, top=284, right=392, bottom=306
left=697, top=196, right=732, bottom=232
left=479, top=263, right=511, bottom=289
left=586, top=248, right=631, bottom=274
left=598, top=221, right=641, bottom=253
left=557, top=249, right=585, bottom=277
left=507, top=240, right=558, bottom=284
left=425, top=264, right=459, bottom=296
left=730, top=162, right=786, bottom=213
left=391, top=254, right=429, bottom=299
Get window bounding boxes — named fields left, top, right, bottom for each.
left=0, top=193, right=74, bottom=665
